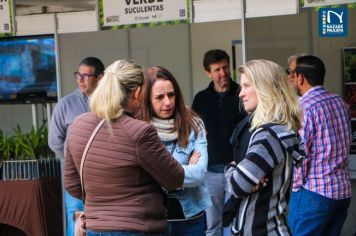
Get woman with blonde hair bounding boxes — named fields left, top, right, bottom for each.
left=64, top=60, right=184, bottom=236
left=225, top=59, right=305, bottom=235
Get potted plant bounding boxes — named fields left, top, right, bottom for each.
left=0, top=123, right=60, bottom=181
left=0, top=130, right=14, bottom=179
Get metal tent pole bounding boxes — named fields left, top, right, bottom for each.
left=31, top=104, right=38, bottom=131
left=240, top=0, right=247, bottom=64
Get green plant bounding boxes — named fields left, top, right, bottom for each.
left=0, top=123, right=54, bottom=162
left=0, top=130, right=15, bottom=162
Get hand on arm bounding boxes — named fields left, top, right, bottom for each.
left=251, top=177, right=269, bottom=192
left=181, top=129, right=208, bottom=187
left=226, top=130, right=281, bottom=197
left=188, top=151, right=201, bottom=165
left=225, top=160, right=268, bottom=193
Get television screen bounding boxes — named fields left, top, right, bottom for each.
left=0, top=34, right=57, bottom=104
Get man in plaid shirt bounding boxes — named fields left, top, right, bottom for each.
left=288, top=55, right=352, bottom=236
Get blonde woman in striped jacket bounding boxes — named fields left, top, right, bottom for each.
left=225, top=59, right=305, bottom=236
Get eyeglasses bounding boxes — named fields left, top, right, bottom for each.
left=286, top=68, right=295, bottom=75
left=74, top=72, right=97, bottom=81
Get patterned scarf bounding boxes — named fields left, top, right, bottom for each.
left=151, top=117, right=178, bottom=142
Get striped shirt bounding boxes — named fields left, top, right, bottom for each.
left=225, top=124, right=304, bottom=236
left=292, top=86, right=352, bottom=200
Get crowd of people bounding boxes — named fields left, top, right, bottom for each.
left=49, top=50, right=352, bottom=236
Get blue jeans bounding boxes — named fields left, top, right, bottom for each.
left=65, top=190, right=84, bottom=236
left=288, top=187, right=351, bottom=236
left=204, top=168, right=232, bottom=236
left=166, top=212, right=206, bottom=236
left=87, top=230, right=164, bottom=236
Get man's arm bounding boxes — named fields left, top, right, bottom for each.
left=64, top=131, right=82, bottom=199
left=48, top=103, right=66, bottom=159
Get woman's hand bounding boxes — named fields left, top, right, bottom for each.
left=252, top=178, right=269, bottom=192
left=188, top=151, right=201, bottom=165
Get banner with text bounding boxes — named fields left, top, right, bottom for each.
left=0, top=0, right=12, bottom=33
left=304, top=0, right=356, bottom=7
left=102, top=0, right=189, bottom=26
left=319, top=7, right=347, bottom=37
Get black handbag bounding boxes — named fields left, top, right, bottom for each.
left=222, top=195, right=241, bottom=227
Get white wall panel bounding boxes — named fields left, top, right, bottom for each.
left=193, top=0, right=299, bottom=23
left=193, top=0, right=241, bottom=23
left=15, top=11, right=98, bottom=36
left=16, top=14, right=55, bottom=36
left=57, top=11, right=98, bottom=34
left=246, top=0, right=299, bottom=18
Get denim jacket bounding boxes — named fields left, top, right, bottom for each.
left=163, top=126, right=212, bottom=219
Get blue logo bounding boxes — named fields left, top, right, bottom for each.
left=319, top=8, right=347, bottom=37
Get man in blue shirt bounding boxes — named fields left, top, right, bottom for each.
left=48, top=57, right=104, bottom=236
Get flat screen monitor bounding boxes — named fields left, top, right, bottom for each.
left=0, top=34, right=57, bottom=104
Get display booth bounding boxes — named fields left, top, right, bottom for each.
left=0, top=178, right=63, bottom=236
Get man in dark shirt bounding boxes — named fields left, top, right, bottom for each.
left=192, top=49, right=246, bottom=236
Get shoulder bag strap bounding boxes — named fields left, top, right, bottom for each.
left=79, top=119, right=105, bottom=202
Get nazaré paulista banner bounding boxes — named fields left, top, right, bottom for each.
left=319, top=7, right=347, bottom=37
left=102, top=0, right=189, bottom=27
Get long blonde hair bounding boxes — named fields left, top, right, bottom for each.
left=238, top=59, right=301, bottom=131
left=90, top=59, right=144, bottom=122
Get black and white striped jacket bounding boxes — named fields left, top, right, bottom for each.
left=225, top=124, right=305, bottom=236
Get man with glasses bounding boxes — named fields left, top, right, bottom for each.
left=49, top=57, right=104, bottom=236
left=288, top=55, right=351, bottom=236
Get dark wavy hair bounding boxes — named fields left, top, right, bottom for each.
left=203, top=49, right=230, bottom=72
left=140, top=66, right=203, bottom=147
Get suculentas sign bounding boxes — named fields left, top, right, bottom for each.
left=319, top=7, right=348, bottom=37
